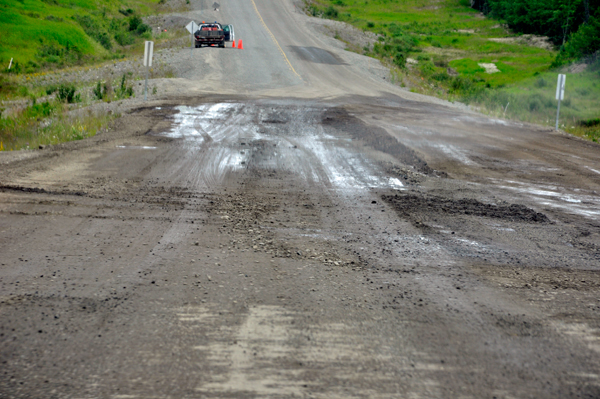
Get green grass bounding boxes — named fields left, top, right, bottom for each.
left=0, top=97, right=117, bottom=151
left=305, top=0, right=600, bottom=141
left=0, top=0, right=166, bottom=75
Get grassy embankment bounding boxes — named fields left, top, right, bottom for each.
left=0, top=0, right=186, bottom=151
left=306, top=0, right=600, bottom=142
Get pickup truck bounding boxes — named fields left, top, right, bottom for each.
left=194, top=23, right=225, bottom=48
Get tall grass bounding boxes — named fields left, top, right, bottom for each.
left=0, top=97, right=117, bottom=151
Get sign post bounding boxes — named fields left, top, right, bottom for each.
left=555, top=74, right=566, bottom=131
left=143, top=41, right=154, bottom=101
left=186, top=21, right=198, bottom=58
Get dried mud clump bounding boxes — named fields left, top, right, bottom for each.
left=382, top=193, right=550, bottom=223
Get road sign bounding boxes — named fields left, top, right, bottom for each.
left=143, top=41, right=154, bottom=67
left=555, top=74, right=566, bottom=100
left=186, top=21, right=198, bottom=34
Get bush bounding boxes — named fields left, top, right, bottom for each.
left=419, top=61, right=435, bottom=77
left=528, top=98, right=542, bottom=112
left=45, top=85, right=58, bottom=95
left=324, top=6, right=338, bottom=18
left=534, top=77, right=547, bottom=88
left=93, top=81, right=104, bottom=100
left=579, top=118, right=600, bottom=127
left=57, top=84, right=80, bottom=103
left=136, top=23, right=151, bottom=35
left=393, top=52, right=405, bottom=68
left=129, top=16, right=143, bottom=32
left=432, top=71, right=450, bottom=82
left=45, top=15, right=64, bottom=22
left=116, top=74, right=134, bottom=99
left=115, top=32, right=134, bottom=46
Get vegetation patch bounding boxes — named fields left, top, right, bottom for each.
left=0, top=0, right=173, bottom=76
left=305, top=0, right=600, bottom=142
left=0, top=97, right=116, bottom=151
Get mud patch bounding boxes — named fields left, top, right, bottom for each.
left=495, top=314, right=544, bottom=337
left=321, top=108, right=434, bottom=175
left=382, top=193, right=550, bottom=224
left=289, top=46, right=346, bottom=65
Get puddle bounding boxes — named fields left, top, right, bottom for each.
left=493, top=179, right=600, bottom=218
left=116, top=146, right=157, bottom=150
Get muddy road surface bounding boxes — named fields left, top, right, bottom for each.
left=2, top=0, right=600, bottom=398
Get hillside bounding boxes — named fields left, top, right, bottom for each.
left=0, top=0, right=167, bottom=74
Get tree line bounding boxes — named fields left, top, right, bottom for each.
left=471, top=0, right=600, bottom=65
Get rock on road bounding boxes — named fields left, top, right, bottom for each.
left=1, top=0, right=600, bottom=398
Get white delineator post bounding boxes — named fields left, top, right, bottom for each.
left=555, top=74, right=566, bottom=131
left=143, top=41, right=154, bottom=101
left=8, top=58, right=13, bottom=70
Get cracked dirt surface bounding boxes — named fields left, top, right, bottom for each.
left=1, top=0, right=600, bottom=398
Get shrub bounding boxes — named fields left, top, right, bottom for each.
left=393, top=52, right=405, bottom=68
left=45, top=15, right=64, bottom=22
left=324, top=6, right=338, bottom=18
left=129, top=16, right=143, bottom=31
left=93, top=81, right=104, bottom=100
left=534, top=77, right=547, bottom=88
left=528, top=98, right=542, bottom=112
left=116, top=74, right=134, bottom=99
left=432, top=71, right=450, bottom=82
left=136, top=23, right=151, bottom=35
left=45, top=85, right=58, bottom=95
left=579, top=118, right=600, bottom=127
left=419, top=61, right=435, bottom=77
left=115, top=32, right=134, bottom=46
left=57, top=84, right=80, bottom=103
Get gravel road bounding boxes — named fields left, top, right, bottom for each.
left=1, top=0, right=600, bottom=398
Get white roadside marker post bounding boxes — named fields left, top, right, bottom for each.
left=143, top=41, right=154, bottom=101
left=186, top=21, right=198, bottom=58
left=8, top=58, right=13, bottom=70
left=555, top=73, right=566, bottom=131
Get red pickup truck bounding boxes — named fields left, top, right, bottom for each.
left=194, top=23, right=225, bottom=48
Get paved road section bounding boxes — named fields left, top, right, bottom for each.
left=1, top=0, right=600, bottom=398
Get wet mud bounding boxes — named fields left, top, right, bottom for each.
left=382, top=193, right=551, bottom=224
left=1, top=99, right=599, bottom=399
left=321, top=108, right=435, bottom=175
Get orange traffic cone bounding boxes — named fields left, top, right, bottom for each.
left=238, top=40, right=243, bottom=50
left=232, top=40, right=236, bottom=48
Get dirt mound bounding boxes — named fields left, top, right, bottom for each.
left=382, top=193, right=550, bottom=223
